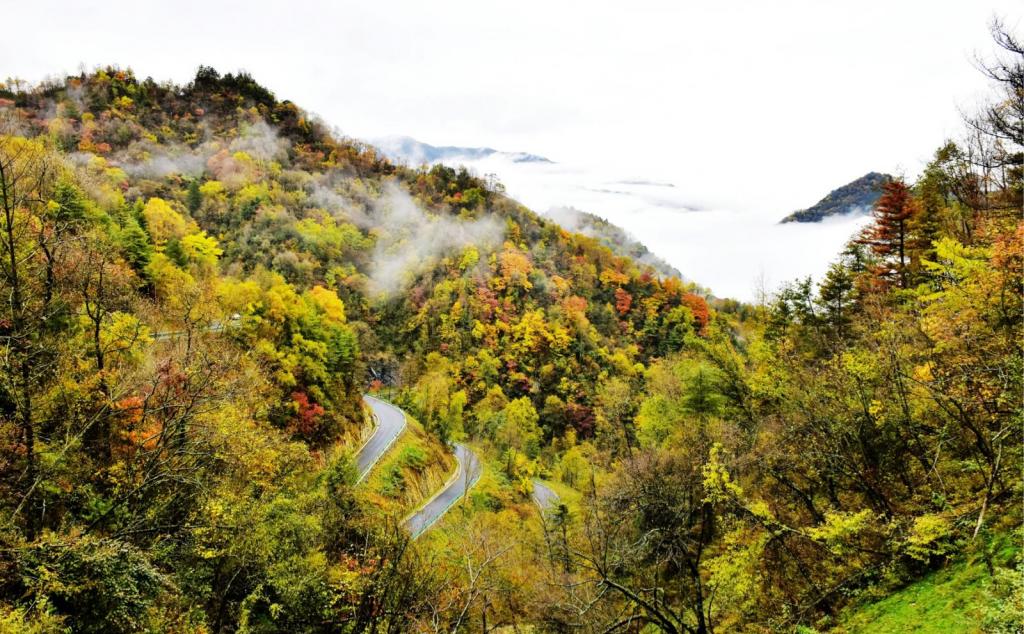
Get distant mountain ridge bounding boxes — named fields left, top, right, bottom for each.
left=545, top=206, right=684, bottom=280
left=372, top=135, right=553, bottom=166
left=781, top=172, right=891, bottom=223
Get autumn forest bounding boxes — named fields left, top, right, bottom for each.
left=0, top=19, right=1021, bottom=634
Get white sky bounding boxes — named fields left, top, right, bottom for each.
left=2, top=0, right=1019, bottom=299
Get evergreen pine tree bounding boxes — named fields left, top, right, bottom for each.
left=51, top=179, right=87, bottom=224
left=186, top=178, right=202, bottom=214
left=858, top=179, right=918, bottom=288
left=817, top=262, right=854, bottom=340
left=910, top=156, right=953, bottom=284
left=118, top=219, right=152, bottom=274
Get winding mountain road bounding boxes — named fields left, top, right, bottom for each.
left=531, top=479, right=560, bottom=511
left=356, top=396, right=481, bottom=539
left=357, top=396, right=408, bottom=482
left=403, top=443, right=481, bottom=539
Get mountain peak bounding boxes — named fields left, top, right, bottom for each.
left=780, top=172, right=892, bottom=223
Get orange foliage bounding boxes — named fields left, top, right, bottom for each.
left=614, top=287, right=633, bottom=315
left=661, top=276, right=683, bottom=299
left=563, top=295, right=588, bottom=315
left=991, top=221, right=1024, bottom=275
left=115, top=396, right=162, bottom=455
left=682, top=293, right=710, bottom=335
left=499, top=247, right=533, bottom=289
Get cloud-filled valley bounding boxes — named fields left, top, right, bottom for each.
left=376, top=143, right=873, bottom=301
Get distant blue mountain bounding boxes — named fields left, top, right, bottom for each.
left=372, top=135, right=554, bottom=166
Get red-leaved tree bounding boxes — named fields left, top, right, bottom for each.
left=859, top=179, right=918, bottom=288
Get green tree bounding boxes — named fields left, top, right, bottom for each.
left=117, top=219, right=152, bottom=274
left=495, top=397, right=541, bottom=458
left=817, top=261, right=854, bottom=340
left=186, top=178, right=202, bottom=214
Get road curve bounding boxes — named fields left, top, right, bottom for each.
left=531, top=479, right=560, bottom=511
left=403, top=443, right=481, bottom=539
left=356, top=396, right=408, bottom=482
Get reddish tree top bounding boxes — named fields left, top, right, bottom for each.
left=859, top=179, right=918, bottom=287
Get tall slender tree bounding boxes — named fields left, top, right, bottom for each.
left=0, top=129, right=60, bottom=538
left=859, top=179, right=918, bottom=288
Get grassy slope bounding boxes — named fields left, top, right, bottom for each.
left=419, top=443, right=539, bottom=547
left=839, top=560, right=991, bottom=633
left=417, top=444, right=588, bottom=555
left=363, top=414, right=455, bottom=517
left=835, top=530, right=1019, bottom=634
left=540, top=478, right=583, bottom=513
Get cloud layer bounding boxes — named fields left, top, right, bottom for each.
left=429, top=153, right=872, bottom=301
left=363, top=185, right=504, bottom=296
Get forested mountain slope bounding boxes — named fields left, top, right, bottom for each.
left=781, top=171, right=891, bottom=223
left=545, top=205, right=685, bottom=280
left=0, top=65, right=711, bottom=631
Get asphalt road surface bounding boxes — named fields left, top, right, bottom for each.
left=531, top=479, right=560, bottom=511
left=357, top=396, right=408, bottom=481
left=403, top=443, right=481, bottom=539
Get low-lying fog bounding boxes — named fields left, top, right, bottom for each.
left=422, top=152, right=874, bottom=303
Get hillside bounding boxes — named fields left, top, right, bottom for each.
left=0, top=66, right=712, bottom=630
left=781, top=171, right=891, bottom=223
left=0, top=55, right=1020, bottom=634
left=545, top=206, right=684, bottom=279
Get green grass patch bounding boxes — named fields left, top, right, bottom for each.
left=539, top=478, right=583, bottom=515
left=834, top=529, right=1020, bottom=634
left=419, top=442, right=547, bottom=548
left=839, top=559, right=990, bottom=633
left=363, top=415, right=454, bottom=517
left=379, top=445, right=429, bottom=497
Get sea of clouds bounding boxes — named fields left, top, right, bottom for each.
left=423, top=153, right=873, bottom=302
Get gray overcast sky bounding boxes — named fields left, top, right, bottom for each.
left=2, top=1, right=1019, bottom=213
